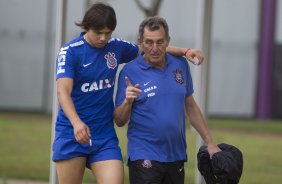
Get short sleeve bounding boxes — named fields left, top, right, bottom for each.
left=184, top=60, right=194, bottom=97
left=118, top=40, right=139, bottom=64
left=56, top=45, right=75, bottom=80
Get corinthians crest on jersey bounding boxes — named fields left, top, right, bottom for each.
left=173, top=69, right=184, bottom=84
left=104, top=52, right=117, bottom=69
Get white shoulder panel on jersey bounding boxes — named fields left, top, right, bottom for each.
left=70, top=40, right=84, bottom=47
left=108, top=37, right=136, bottom=47
left=108, top=38, right=115, bottom=43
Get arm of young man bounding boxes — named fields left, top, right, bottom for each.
left=185, top=95, right=221, bottom=158
left=137, top=45, right=204, bottom=65
left=166, top=46, right=204, bottom=65
left=114, top=77, right=141, bottom=127
left=57, top=78, right=91, bottom=144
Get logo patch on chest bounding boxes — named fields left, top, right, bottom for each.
left=173, top=69, right=184, bottom=84
left=104, top=52, right=117, bottom=69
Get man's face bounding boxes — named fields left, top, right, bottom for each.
left=141, top=26, right=170, bottom=68
left=85, top=27, right=113, bottom=48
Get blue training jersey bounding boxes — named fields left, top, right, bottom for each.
left=55, top=32, right=138, bottom=139
left=115, top=53, right=194, bottom=162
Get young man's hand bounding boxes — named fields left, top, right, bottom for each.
left=184, top=48, right=204, bottom=65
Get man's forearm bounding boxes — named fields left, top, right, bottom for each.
left=186, top=97, right=215, bottom=145
left=58, top=90, right=81, bottom=127
left=166, top=46, right=186, bottom=56
left=114, top=100, right=133, bottom=127
left=188, top=106, right=216, bottom=146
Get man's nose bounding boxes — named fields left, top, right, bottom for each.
left=151, top=43, right=158, bottom=51
left=100, top=34, right=106, bottom=41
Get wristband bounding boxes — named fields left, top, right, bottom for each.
left=184, top=48, right=191, bottom=56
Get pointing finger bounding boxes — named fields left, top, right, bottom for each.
left=125, top=76, right=133, bottom=87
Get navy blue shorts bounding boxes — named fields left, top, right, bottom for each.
left=52, top=136, right=123, bottom=167
left=128, top=159, right=185, bottom=184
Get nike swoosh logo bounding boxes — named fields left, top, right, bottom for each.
left=178, top=167, right=184, bottom=172
left=144, top=81, right=152, bottom=86
left=83, top=63, right=92, bottom=67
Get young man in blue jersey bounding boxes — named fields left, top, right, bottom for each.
left=52, top=2, right=205, bottom=184
left=114, top=16, right=221, bottom=184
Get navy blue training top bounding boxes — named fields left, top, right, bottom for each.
left=55, top=32, right=138, bottom=139
left=115, top=53, right=194, bottom=162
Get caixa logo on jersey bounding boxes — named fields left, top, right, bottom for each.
left=104, top=52, right=117, bottom=69
left=81, top=78, right=114, bottom=92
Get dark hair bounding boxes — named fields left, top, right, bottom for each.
left=75, top=2, right=117, bottom=31
left=138, top=16, right=169, bottom=41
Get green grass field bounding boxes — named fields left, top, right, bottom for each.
left=0, top=112, right=282, bottom=183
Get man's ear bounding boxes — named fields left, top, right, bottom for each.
left=167, top=36, right=170, bottom=45
left=137, top=38, right=142, bottom=45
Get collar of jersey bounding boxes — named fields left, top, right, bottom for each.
left=137, top=53, right=172, bottom=70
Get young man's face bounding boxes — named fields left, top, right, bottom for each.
left=141, top=26, right=170, bottom=68
left=85, top=27, right=113, bottom=48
